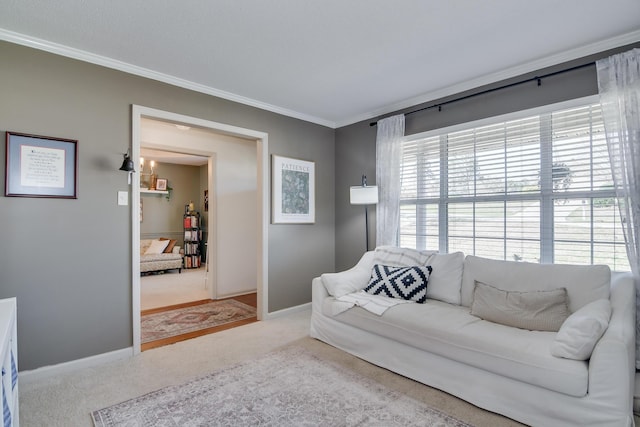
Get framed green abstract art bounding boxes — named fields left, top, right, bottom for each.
left=271, top=155, right=315, bottom=224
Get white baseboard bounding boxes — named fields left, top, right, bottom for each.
left=265, top=302, right=311, bottom=320
left=217, top=290, right=258, bottom=300
left=19, top=347, right=133, bottom=385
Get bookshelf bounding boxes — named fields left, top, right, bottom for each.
left=183, top=212, right=202, bottom=269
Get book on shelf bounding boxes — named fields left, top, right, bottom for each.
left=183, top=254, right=201, bottom=269
left=183, top=217, right=191, bottom=228
left=185, top=242, right=199, bottom=255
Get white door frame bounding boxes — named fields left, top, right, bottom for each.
left=141, top=148, right=219, bottom=299
left=131, top=105, right=269, bottom=355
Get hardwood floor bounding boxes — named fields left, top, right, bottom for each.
left=141, top=293, right=258, bottom=351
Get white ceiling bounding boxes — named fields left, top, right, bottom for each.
left=141, top=118, right=217, bottom=166
left=1, top=1, right=639, bottom=128
left=139, top=147, right=208, bottom=167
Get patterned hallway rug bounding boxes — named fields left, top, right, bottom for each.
left=141, top=299, right=256, bottom=344
left=92, top=346, right=473, bottom=427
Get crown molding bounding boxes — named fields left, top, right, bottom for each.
left=2, top=27, right=638, bottom=130
left=335, top=29, right=640, bottom=128
left=0, top=28, right=336, bottom=129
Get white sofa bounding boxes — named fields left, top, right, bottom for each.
left=310, top=247, right=636, bottom=426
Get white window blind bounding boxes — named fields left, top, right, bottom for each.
left=400, top=99, right=629, bottom=271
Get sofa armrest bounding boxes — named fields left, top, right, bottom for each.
left=312, top=277, right=329, bottom=314
left=587, top=273, right=635, bottom=414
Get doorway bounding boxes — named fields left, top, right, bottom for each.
left=139, top=145, right=212, bottom=311
left=131, top=105, right=269, bottom=355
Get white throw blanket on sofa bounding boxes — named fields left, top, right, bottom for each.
left=335, top=291, right=412, bottom=315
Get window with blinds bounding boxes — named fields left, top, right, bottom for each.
left=399, top=99, right=629, bottom=271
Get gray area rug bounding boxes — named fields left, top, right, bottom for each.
left=92, top=346, right=473, bottom=426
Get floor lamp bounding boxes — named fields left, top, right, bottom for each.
left=350, top=175, right=379, bottom=252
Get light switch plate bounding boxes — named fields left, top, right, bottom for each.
left=118, top=191, right=128, bottom=206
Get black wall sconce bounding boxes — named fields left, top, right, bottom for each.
left=119, top=149, right=135, bottom=172
left=119, top=149, right=135, bottom=184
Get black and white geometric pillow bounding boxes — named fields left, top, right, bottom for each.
left=364, top=264, right=433, bottom=303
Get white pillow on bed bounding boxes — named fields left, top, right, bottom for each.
left=144, top=239, right=170, bottom=255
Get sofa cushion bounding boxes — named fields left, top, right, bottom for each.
left=425, top=252, right=465, bottom=305
left=461, top=255, right=610, bottom=311
left=551, top=299, right=611, bottom=360
left=471, top=281, right=570, bottom=332
left=373, top=246, right=437, bottom=267
left=140, top=253, right=182, bottom=263
left=326, top=298, right=588, bottom=397
left=364, top=265, right=432, bottom=303
left=140, top=253, right=183, bottom=273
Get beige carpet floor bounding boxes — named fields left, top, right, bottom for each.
left=20, top=309, right=630, bottom=427
left=141, top=266, right=210, bottom=310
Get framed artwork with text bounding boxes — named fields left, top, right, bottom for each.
left=5, top=132, right=78, bottom=198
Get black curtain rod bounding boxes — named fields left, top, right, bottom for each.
left=369, top=61, right=594, bottom=127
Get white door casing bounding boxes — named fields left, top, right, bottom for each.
left=131, top=105, right=269, bottom=355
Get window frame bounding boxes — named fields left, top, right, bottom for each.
left=399, top=95, right=627, bottom=269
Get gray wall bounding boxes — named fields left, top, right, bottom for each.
left=0, top=41, right=335, bottom=370
left=140, top=162, right=201, bottom=239
left=334, top=42, right=640, bottom=271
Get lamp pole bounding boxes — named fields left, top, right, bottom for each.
left=350, top=174, right=378, bottom=253
left=365, top=203, right=370, bottom=252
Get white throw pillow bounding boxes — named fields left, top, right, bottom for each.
left=144, top=239, right=170, bottom=255
left=322, top=252, right=375, bottom=297
left=425, top=252, right=465, bottom=305
left=551, top=299, right=611, bottom=360
left=322, top=268, right=370, bottom=298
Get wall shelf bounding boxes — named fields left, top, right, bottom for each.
left=140, top=189, right=169, bottom=195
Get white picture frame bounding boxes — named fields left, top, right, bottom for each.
left=272, top=155, right=315, bottom=224
left=155, top=178, right=167, bottom=191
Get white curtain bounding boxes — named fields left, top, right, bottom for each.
left=376, top=114, right=405, bottom=247
left=596, top=48, right=640, bottom=368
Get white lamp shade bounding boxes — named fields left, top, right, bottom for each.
left=350, top=186, right=378, bottom=205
